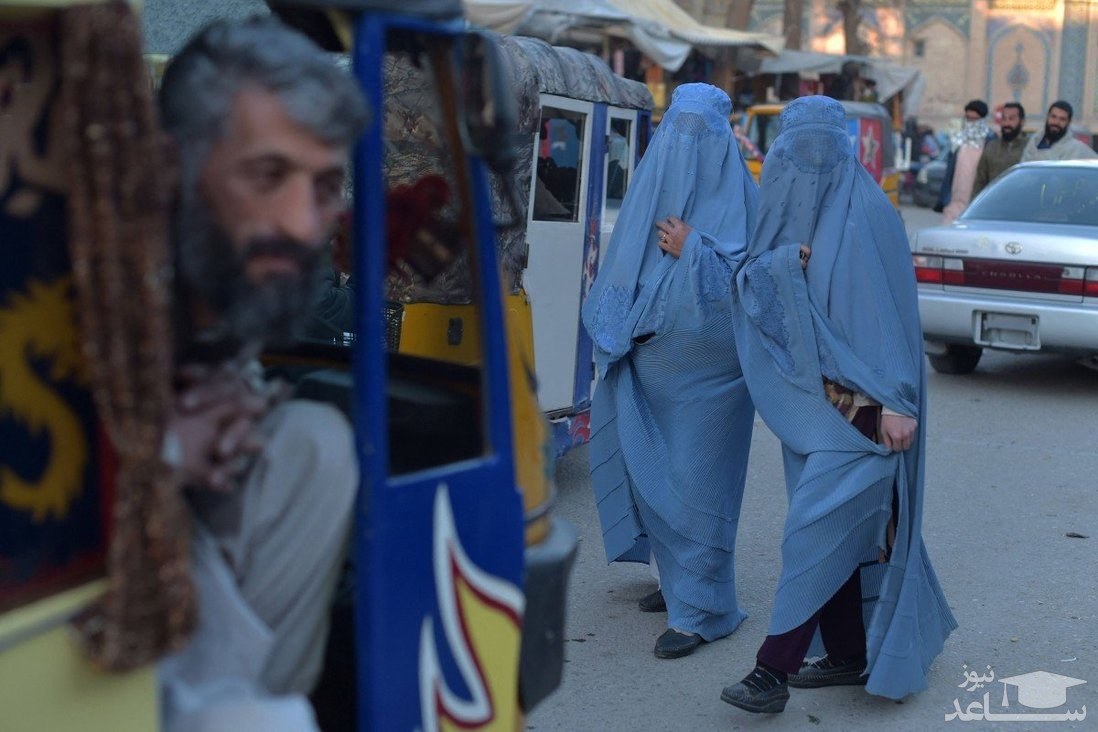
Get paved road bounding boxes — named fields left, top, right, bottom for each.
left=528, top=204, right=1097, bottom=731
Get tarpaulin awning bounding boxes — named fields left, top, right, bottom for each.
left=463, top=0, right=783, bottom=72
left=758, top=49, right=925, bottom=117
left=609, top=0, right=783, bottom=54
left=463, top=0, right=533, bottom=33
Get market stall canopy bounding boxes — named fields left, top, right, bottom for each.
left=277, top=0, right=466, bottom=18
left=614, top=0, right=783, bottom=53
left=463, top=0, right=784, bottom=72
left=463, top=0, right=534, bottom=33
left=758, top=49, right=925, bottom=117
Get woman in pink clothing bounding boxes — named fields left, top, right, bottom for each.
left=942, top=101, right=991, bottom=224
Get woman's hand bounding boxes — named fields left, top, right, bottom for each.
left=655, top=216, right=691, bottom=258
left=879, top=414, right=918, bottom=452
left=799, top=244, right=811, bottom=270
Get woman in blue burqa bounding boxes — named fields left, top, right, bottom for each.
left=719, top=96, right=956, bottom=714
left=581, top=83, right=758, bottom=659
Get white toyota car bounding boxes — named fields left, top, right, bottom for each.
left=911, top=159, right=1098, bottom=374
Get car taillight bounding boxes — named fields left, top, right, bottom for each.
left=942, top=257, right=964, bottom=285
left=1086, top=268, right=1098, bottom=297
left=1058, top=267, right=1098, bottom=297
left=913, top=254, right=943, bottom=283
left=912, top=255, right=964, bottom=285
left=1059, top=267, right=1085, bottom=295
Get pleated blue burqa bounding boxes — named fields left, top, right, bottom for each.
left=582, top=83, right=758, bottom=640
left=732, top=97, right=956, bottom=698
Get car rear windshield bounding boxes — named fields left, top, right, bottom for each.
left=962, top=167, right=1098, bottom=226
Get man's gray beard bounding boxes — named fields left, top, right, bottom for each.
left=1044, top=124, right=1068, bottom=145
left=175, top=190, right=324, bottom=350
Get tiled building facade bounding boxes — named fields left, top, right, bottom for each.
left=679, top=0, right=1098, bottom=130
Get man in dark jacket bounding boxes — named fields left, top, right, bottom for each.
left=971, top=102, right=1027, bottom=200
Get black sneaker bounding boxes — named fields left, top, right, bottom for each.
left=720, top=666, right=789, bottom=714
left=788, top=654, right=867, bottom=689
left=638, top=589, right=667, bottom=613
left=653, top=628, right=703, bottom=659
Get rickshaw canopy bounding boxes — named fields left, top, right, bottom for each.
left=276, top=0, right=465, bottom=19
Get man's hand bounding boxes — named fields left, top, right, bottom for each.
left=165, top=365, right=280, bottom=490
left=879, top=413, right=917, bottom=452
left=655, top=216, right=691, bottom=258
left=799, top=244, right=811, bottom=270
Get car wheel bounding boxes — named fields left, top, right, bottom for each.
left=927, top=345, right=982, bottom=374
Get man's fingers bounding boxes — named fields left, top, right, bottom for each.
left=184, top=384, right=269, bottom=420
left=177, top=370, right=277, bottom=414
left=177, top=364, right=212, bottom=383
left=179, top=377, right=248, bottom=412
left=214, top=416, right=263, bottom=460
left=205, top=465, right=234, bottom=492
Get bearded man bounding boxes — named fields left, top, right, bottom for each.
left=1021, top=100, right=1097, bottom=162
left=971, top=102, right=1028, bottom=200
left=156, top=16, right=368, bottom=732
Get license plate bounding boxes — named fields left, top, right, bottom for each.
left=974, top=312, right=1040, bottom=350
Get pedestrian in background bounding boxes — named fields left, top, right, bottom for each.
left=721, top=96, right=956, bottom=714
left=941, top=99, right=990, bottom=223
left=1021, top=100, right=1098, bottom=162
left=971, top=102, right=1027, bottom=200
left=582, top=83, right=758, bottom=660
left=934, top=99, right=990, bottom=215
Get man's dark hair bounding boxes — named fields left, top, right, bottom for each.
left=1002, top=101, right=1025, bottom=119
left=964, top=99, right=988, bottom=118
left=159, top=16, right=369, bottom=190
left=1049, top=100, right=1074, bottom=121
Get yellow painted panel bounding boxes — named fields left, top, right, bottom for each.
left=398, top=302, right=482, bottom=366
left=0, top=583, right=158, bottom=732
left=747, top=159, right=763, bottom=183
left=396, top=293, right=552, bottom=543
left=503, top=292, right=551, bottom=546
left=881, top=171, right=900, bottom=208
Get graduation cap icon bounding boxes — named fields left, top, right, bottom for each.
left=998, top=671, right=1086, bottom=709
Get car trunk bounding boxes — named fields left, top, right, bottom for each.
left=914, top=221, right=1098, bottom=303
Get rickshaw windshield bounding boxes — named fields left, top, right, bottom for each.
left=605, top=116, right=632, bottom=214
left=748, top=113, right=781, bottom=157
left=294, top=40, right=477, bottom=350
left=380, top=47, right=474, bottom=307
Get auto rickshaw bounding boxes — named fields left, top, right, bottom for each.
left=391, top=34, right=653, bottom=457
left=0, top=1, right=575, bottom=730
left=739, top=100, right=904, bottom=208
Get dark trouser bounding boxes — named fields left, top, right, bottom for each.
left=756, top=569, right=866, bottom=674
left=756, top=403, right=881, bottom=675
